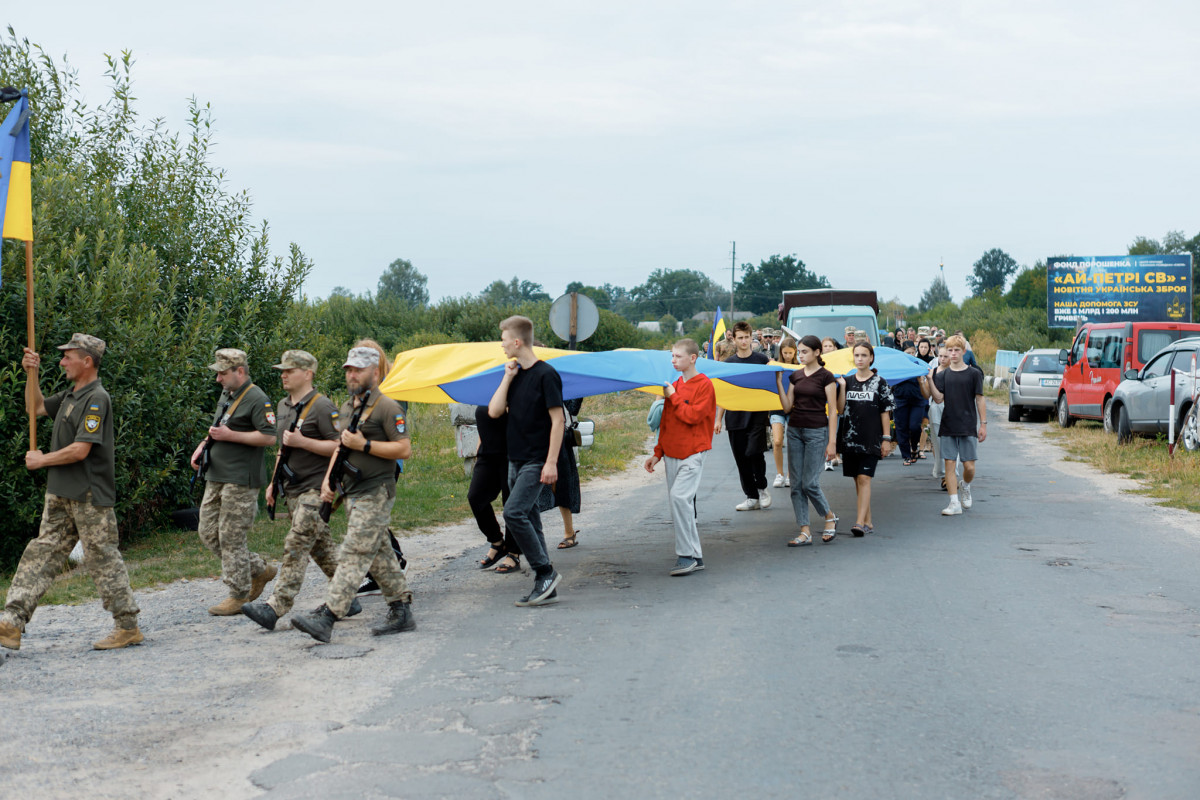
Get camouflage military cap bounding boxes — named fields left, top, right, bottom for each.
left=208, top=348, right=249, bottom=372
left=56, top=333, right=106, bottom=360
left=273, top=350, right=318, bottom=371
left=343, top=347, right=380, bottom=369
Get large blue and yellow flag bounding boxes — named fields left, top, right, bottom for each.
left=379, top=343, right=931, bottom=412
left=0, top=91, right=33, bottom=252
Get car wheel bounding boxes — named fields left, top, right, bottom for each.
left=1116, top=404, right=1133, bottom=445
left=1056, top=395, right=1075, bottom=428
left=1180, top=405, right=1200, bottom=452
left=1008, top=403, right=1022, bottom=422
left=1102, top=397, right=1114, bottom=434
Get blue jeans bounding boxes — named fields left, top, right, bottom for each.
left=894, top=399, right=928, bottom=461
left=786, top=426, right=831, bottom=528
left=504, top=460, right=553, bottom=578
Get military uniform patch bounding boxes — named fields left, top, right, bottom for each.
left=265, top=402, right=276, bottom=426
left=85, top=414, right=101, bottom=433
left=395, top=414, right=406, bottom=434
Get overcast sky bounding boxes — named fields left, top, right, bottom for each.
left=9, top=2, right=1200, bottom=307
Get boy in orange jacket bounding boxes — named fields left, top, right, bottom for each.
left=644, top=339, right=717, bottom=576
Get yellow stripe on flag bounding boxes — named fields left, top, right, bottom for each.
left=2, top=160, right=32, bottom=241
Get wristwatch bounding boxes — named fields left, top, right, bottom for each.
left=362, top=440, right=372, bottom=455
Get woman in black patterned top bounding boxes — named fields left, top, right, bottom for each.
left=836, top=342, right=895, bottom=536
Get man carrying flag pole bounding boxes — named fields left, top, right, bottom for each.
left=1, top=87, right=36, bottom=448
left=708, top=307, right=726, bottom=359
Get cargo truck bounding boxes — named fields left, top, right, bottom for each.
left=778, top=289, right=880, bottom=346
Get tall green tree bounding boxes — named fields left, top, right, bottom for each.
left=967, top=248, right=1019, bottom=297
left=480, top=277, right=550, bottom=306
left=736, top=254, right=829, bottom=315
left=918, top=274, right=952, bottom=312
left=376, top=258, right=429, bottom=306
left=1005, top=261, right=1048, bottom=310
left=629, top=268, right=724, bottom=320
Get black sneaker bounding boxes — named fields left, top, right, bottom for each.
left=694, top=557, right=705, bottom=571
left=515, top=570, right=561, bottom=607
left=532, top=589, right=559, bottom=606
left=357, top=575, right=381, bottom=596
left=669, top=557, right=699, bottom=576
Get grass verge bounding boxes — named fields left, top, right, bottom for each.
left=1, top=391, right=656, bottom=606
left=1041, top=418, right=1200, bottom=514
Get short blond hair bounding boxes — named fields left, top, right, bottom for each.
left=500, top=315, right=534, bottom=347
left=943, top=334, right=967, bottom=350
left=674, top=338, right=700, bottom=357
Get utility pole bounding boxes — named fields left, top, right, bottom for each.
left=730, top=241, right=736, bottom=315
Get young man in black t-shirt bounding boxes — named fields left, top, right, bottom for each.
left=488, top=316, right=564, bottom=607
left=927, top=335, right=987, bottom=516
left=714, top=321, right=772, bottom=510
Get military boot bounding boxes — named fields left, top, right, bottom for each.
left=247, top=564, right=278, bottom=602
left=346, top=597, right=363, bottom=617
left=370, top=600, right=416, bottom=636
left=0, top=620, right=21, bottom=650
left=93, top=626, right=144, bottom=650
left=292, top=604, right=337, bottom=643
left=208, top=596, right=249, bottom=616
left=241, top=601, right=279, bottom=631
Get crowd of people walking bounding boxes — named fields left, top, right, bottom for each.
left=1, top=314, right=987, bottom=657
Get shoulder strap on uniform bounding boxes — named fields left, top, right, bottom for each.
left=225, top=383, right=257, bottom=418
left=298, top=392, right=323, bottom=424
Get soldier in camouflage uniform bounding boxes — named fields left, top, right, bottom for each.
left=242, top=350, right=362, bottom=629
left=0, top=334, right=142, bottom=652
left=292, top=347, right=415, bottom=643
left=190, top=348, right=278, bottom=616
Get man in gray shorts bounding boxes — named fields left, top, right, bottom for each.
left=926, top=335, right=986, bottom=516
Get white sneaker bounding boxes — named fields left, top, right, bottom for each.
left=959, top=482, right=972, bottom=509
left=758, top=488, right=772, bottom=509
left=735, top=498, right=760, bottom=511
left=783, top=475, right=791, bottom=487
left=941, top=498, right=963, bottom=516
left=773, top=473, right=785, bottom=488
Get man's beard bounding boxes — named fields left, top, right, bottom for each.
left=349, top=381, right=374, bottom=396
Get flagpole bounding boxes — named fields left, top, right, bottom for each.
left=25, top=239, right=35, bottom=449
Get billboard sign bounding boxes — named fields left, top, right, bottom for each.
left=1047, top=254, right=1192, bottom=328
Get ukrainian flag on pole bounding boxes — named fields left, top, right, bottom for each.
left=708, top=307, right=726, bottom=358
left=0, top=90, right=34, bottom=260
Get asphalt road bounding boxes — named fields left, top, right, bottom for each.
left=249, top=409, right=1200, bottom=800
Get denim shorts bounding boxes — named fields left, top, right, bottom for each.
left=769, top=413, right=787, bottom=426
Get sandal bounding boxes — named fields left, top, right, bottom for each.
left=495, top=555, right=521, bottom=574
left=940, top=478, right=947, bottom=491
left=851, top=523, right=866, bottom=537
left=863, top=524, right=874, bottom=535
left=557, top=531, right=580, bottom=549
left=479, top=544, right=506, bottom=570
left=903, top=458, right=916, bottom=466
left=821, top=525, right=837, bottom=543
left=787, top=532, right=812, bottom=547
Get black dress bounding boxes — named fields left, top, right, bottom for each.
left=538, top=398, right=582, bottom=514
